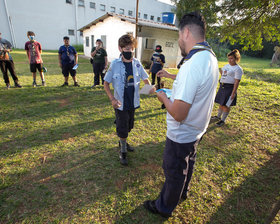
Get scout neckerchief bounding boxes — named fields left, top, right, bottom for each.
left=183, top=41, right=216, bottom=64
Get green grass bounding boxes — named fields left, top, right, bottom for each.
left=0, top=50, right=279, bottom=223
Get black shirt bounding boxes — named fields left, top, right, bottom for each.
left=123, top=62, right=135, bottom=110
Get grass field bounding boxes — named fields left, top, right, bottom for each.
left=0, top=50, right=279, bottom=223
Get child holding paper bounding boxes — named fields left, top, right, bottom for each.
left=104, top=34, right=155, bottom=166
left=213, top=49, right=243, bottom=126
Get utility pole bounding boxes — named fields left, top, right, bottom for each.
left=135, top=0, right=139, bottom=57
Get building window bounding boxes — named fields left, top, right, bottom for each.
left=128, top=10, right=133, bottom=16
left=157, top=17, right=161, bottom=22
left=119, top=8, right=124, bottom=15
left=138, top=12, right=140, bottom=18
left=86, top=37, right=89, bottom=47
left=89, top=2, right=95, bottom=9
left=110, top=6, right=115, bottom=12
left=78, top=0, right=85, bottom=7
left=101, top=35, right=106, bottom=49
left=80, top=31, right=83, bottom=37
left=91, top=35, right=94, bottom=48
left=66, top=0, right=72, bottom=4
left=100, top=4, right=105, bottom=11
left=144, top=14, right=148, bottom=19
left=150, top=15, right=154, bottom=21
left=145, top=38, right=156, bottom=49
left=68, top=29, right=75, bottom=36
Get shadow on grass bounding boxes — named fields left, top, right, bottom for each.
left=0, top=141, right=166, bottom=223
left=207, top=151, right=280, bottom=224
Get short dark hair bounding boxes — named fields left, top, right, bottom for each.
left=178, top=12, right=206, bottom=38
left=118, top=34, right=137, bottom=48
left=228, top=49, right=241, bottom=63
left=27, top=31, right=35, bottom=36
left=63, top=36, right=70, bottom=40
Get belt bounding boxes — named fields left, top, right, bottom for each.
left=220, top=83, right=234, bottom=87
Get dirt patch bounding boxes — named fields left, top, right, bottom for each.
left=57, top=98, right=71, bottom=108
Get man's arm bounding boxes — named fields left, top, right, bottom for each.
left=105, top=56, right=108, bottom=68
left=157, top=91, right=191, bottom=122
left=75, top=53, right=78, bottom=64
left=149, top=61, right=154, bottom=73
left=58, top=54, right=62, bottom=68
left=157, top=69, right=176, bottom=80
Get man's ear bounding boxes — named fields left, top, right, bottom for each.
left=182, top=27, right=190, bottom=41
left=118, top=46, right=122, bottom=52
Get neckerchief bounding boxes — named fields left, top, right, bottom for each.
left=183, top=41, right=216, bottom=63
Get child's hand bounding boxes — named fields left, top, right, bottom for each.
left=149, top=86, right=156, bottom=94
left=111, top=98, right=121, bottom=109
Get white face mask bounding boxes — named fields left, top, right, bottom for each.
left=30, top=36, right=35, bottom=41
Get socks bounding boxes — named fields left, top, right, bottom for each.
left=120, top=139, right=127, bottom=153
left=221, top=112, right=229, bottom=122
left=217, top=109, right=222, bottom=118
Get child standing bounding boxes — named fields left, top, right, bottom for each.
left=149, top=45, right=165, bottom=90
left=25, top=31, right=45, bottom=87
left=213, top=49, right=243, bottom=126
left=58, top=36, right=79, bottom=87
left=104, top=34, right=155, bottom=166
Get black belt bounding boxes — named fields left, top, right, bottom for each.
left=220, top=83, right=234, bottom=87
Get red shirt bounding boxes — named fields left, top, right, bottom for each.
left=25, top=41, right=43, bottom=64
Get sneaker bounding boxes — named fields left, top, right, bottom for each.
left=216, top=120, right=225, bottom=127
left=42, top=81, right=46, bottom=86
left=6, top=83, right=10, bottom=89
left=15, top=83, right=22, bottom=88
left=91, top=84, right=96, bottom=88
left=143, top=200, right=171, bottom=218
left=119, top=152, right=128, bottom=166
left=32, top=81, right=37, bottom=87
left=61, top=82, right=68, bottom=87
left=74, top=82, right=80, bottom=87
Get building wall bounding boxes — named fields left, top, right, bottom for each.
left=83, top=17, right=135, bottom=61
left=83, top=17, right=181, bottom=68
left=0, top=0, right=174, bottom=50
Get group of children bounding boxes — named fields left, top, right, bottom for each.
left=0, top=31, right=243, bottom=164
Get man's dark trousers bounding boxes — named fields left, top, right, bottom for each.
left=0, top=60, right=19, bottom=84
left=155, top=137, right=198, bottom=215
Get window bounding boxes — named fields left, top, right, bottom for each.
left=128, top=10, right=133, bottom=16
left=100, top=4, right=105, bottom=11
left=138, top=12, right=140, bottom=18
left=68, top=29, right=75, bottom=36
left=66, top=0, right=72, bottom=4
left=119, top=8, right=124, bottom=15
left=89, top=2, right=95, bottom=9
left=157, top=17, right=161, bottom=22
left=101, top=35, right=106, bottom=49
left=110, top=6, right=115, bottom=12
left=91, top=35, right=94, bottom=48
left=144, top=14, right=148, bottom=19
left=150, top=15, right=154, bottom=21
left=78, top=0, right=85, bottom=7
left=86, top=37, right=89, bottom=47
left=145, top=38, right=156, bottom=49
left=80, top=31, right=83, bottom=37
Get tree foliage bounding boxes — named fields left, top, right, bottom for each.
left=172, top=0, right=280, bottom=50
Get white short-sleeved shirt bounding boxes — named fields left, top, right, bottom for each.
left=220, top=64, right=243, bottom=84
left=166, top=50, right=219, bottom=143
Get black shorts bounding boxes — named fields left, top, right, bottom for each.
left=215, top=83, right=237, bottom=106
left=114, top=109, right=135, bottom=138
left=30, top=63, right=42, bottom=73
left=62, top=64, right=76, bottom=77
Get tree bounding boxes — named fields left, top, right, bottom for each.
left=172, top=0, right=280, bottom=50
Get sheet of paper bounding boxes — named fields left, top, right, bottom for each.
left=225, top=94, right=235, bottom=107
left=139, top=84, right=154, bottom=95
left=72, top=64, right=79, bottom=70
left=156, top=88, right=172, bottom=98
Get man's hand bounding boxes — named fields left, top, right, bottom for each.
left=156, top=90, right=168, bottom=103
left=111, top=98, right=121, bottom=109
left=156, top=69, right=169, bottom=78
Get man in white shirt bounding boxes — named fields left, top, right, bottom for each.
left=144, top=12, right=219, bottom=218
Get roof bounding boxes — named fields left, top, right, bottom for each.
left=79, top=13, right=178, bottom=32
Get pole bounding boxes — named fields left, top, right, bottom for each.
left=3, top=0, right=16, bottom=47
left=135, top=0, right=139, bottom=57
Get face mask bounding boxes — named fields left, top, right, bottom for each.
left=122, top=51, right=132, bottom=60
left=30, top=36, right=35, bottom=41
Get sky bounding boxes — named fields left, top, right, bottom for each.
left=157, top=0, right=175, bottom=5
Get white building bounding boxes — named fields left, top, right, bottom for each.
left=0, top=0, right=174, bottom=50
left=80, top=13, right=180, bottom=68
